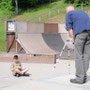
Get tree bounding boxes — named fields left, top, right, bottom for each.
left=15, top=0, right=18, bottom=14
left=0, top=0, right=59, bottom=15
left=64, top=0, right=90, bottom=4
left=0, top=0, right=14, bottom=17
left=13, top=0, right=59, bottom=10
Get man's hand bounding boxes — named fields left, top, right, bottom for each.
left=68, top=29, right=74, bottom=43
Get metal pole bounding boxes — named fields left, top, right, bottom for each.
left=68, top=48, right=71, bottom=74
left=15, top=21, right=18, bottom=53
left=66, top=33, right=71, bottom=74
left=16, top=40, right=18, bottom=53
left=59, top=43, right=66, bottom=57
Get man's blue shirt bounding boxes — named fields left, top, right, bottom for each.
left=65, top=10, right=90, bottom=39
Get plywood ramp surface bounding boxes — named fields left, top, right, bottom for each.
left=17, top=34, right=57, bottom=55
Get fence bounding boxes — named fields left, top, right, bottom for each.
left=30, top=3, right=90, bottom=23
left=0, top=3, right=90, bottom=23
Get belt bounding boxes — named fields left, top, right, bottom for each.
left=83, top=30, right=87, bottom=32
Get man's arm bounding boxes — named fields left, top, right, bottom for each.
left=68, top=29, right=74, bottom=41
left=65, top=13, right=74, bottom=42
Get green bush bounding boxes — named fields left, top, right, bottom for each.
left=64, top=0, right=90, bottom=4
left=0, top=0, right=14, bottom=17
left=0, top=0, right=59, bottom=15
left=13, top=0, right=59, bottom=10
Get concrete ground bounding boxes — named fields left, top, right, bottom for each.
left=0, top=59, right=90, bottom=90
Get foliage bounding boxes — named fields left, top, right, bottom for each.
left=0, top=0, right=90, bottom=51
left=64, top=0, right=90, bottom=4
left=12, top=0, right=59, bottom=10
left=0, top=21, right=6, bottom=52
left=0, top=0, right=14, bottom=17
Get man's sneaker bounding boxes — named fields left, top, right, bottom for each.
left=70, top=79, right=86, bottom=84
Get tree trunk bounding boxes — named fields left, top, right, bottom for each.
left=15, top=0, right=18, bottom=15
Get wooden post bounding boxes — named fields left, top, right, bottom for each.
left=15, top=0, right=18, bottom=15
left=16, top=40, right=18, bottom=53
left=58, top=9, right=60, bottom=14
left=39, top=17, right=41, bottom=22
left=81, top=3, right=83, bottom=10
left=49, top=11, right=51, bottom=17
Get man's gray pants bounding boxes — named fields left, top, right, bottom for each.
left=74, top=31, right=90, bottom=81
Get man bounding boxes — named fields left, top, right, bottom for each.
left=65, top=6, right=90, bottom=84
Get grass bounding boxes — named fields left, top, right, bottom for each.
left=0, top=21, right=6, bottom=52
left=0, top=9, right=6, bottom=52
left=12, top=1, right=70, bottom=22
left=0, top=1, right=90, bottom=52
left=12, top=1, right=90, bottom=23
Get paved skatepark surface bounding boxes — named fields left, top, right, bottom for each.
left=0, top=59, right=90, bottom=90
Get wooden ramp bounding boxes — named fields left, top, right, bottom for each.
left=5, top=21, right=74, bottom=63
left=17, top=33, right=65, bottom=55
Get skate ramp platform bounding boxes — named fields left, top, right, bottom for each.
left=17, top=33, right=74, bottom=59
left=6, top=21, right=74, bottom=64
left=17, top=33, right=65, bottom=55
